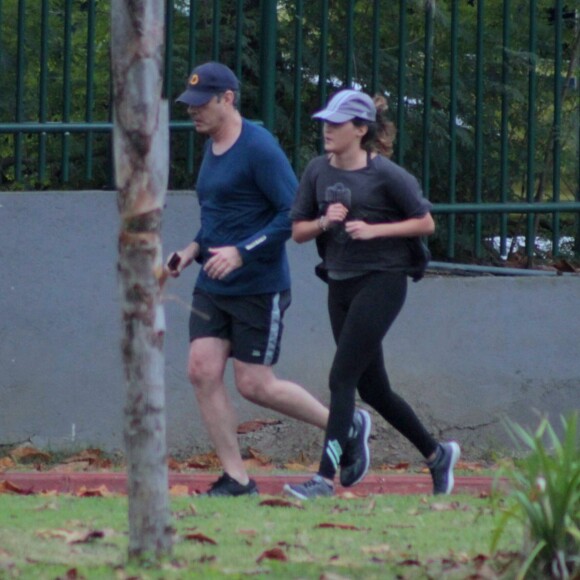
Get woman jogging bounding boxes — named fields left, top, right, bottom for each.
left=285, top=89, right=460, bottom=499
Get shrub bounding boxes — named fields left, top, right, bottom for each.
left=491, top=413, right=580, bottom=579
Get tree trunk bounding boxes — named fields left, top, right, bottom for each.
left=111, top=0, right=172, bottom=560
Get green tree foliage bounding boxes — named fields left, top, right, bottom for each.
left=0, top=0, right=578, bottom=260
left=0, top=0, right=112, bottom=188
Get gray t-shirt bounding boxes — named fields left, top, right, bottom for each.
left=291, top=154, right=431, bottom=275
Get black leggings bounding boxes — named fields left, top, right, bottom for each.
left=319, top=270, right=438, bottom=480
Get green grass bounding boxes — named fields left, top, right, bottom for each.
left=0, top=493, right=523, bottom=579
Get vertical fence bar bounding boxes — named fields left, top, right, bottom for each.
left=38, top=0, right=49, bottom=183
left=576, top=112, right=580, bottom=257
left=422, top=2, right=434, bottom=199
left=576, top=46, right=580, bottom=258
left=474, top=0, right=485, bottom=257
left=107, top=65, right=115, bottom=188
left=234, top=0, right=244, bottom=81
left=396, top=0, right=407, bottom=165
left=187, top=1, right=197, bottom=72
left=318, top=0, right=329, bottom=153
left=184, top=1, right=198, bottom=177
left=345, top=0, right=354, bottom=86
left=371, top=0, right=380, bottom=94
left=0, top=2, right=4, bottom=184
left=212, top=0, right=221, bottom=61
left=260, top=0, right=277, bottom=131
left=165, top=0, right=174, bottom=102
left=61, top=0, right=73, bottom=183
left=15, top=0, right=26, bottom=182
left=526, top=0, right=538, bottom=259
left=499, top=0, right=511, bottom=260
left=447, top=0, right=459, bottom=258
left=292, top=0, right=303, bottom=172
left=552, top=0, right=563, bottom=256
left=319, top=0, right=328, bottom=106
left=85, top=0, right=96, bottom=181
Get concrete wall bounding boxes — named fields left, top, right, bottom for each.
left=1, top=191, right=578, bottom=461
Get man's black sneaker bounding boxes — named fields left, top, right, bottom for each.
left=340, top=408, right=371, bottom=487
left=284, top=475, right=334, bottom=500
left=428, top=442, right=461, bottom=495
left=204, top=473, right=259, bottom=497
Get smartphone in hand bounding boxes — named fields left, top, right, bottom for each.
left=168, top=252, right=181, bottom=271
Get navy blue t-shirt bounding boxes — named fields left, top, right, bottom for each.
left=194, top=120, right=298, bottom=295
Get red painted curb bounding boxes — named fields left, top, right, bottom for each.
left=1, top=472, right=498, bottom=497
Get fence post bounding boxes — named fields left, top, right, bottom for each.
left=260, top=0, right=277, bottom=131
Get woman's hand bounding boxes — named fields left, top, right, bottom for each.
left=345, top=220, right=377, bottom=240
left=325, top=202, right=349, bottom=226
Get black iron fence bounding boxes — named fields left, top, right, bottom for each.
left=1, top=0, right=579, bottom=265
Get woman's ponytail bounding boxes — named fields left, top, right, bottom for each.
left=358, top=94, right=397, bottom=159
left=372, top=95, right=397, bottom=159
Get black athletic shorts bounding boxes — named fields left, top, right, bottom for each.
left=189, top=288, right=292, bottom=365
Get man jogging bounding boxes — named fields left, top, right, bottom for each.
left=166, top=62, right=371, bottom=496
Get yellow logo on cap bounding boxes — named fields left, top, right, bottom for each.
left=189, top=74, right=199, bottom=86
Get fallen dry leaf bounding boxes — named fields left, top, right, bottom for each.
left=0, top=480, right=34, bottom=495
left=35, top=528, right=106, bottom=545
left=70, top=530, right=106, bottom=545
left=58, top=567, right=85, bottom=579
left=63, top=449, right=102, bottom=464
left=237, top=418, right=281, bottom=434
left=237, top=528, right=258, bottom=537
left=0, top=457, right=15, bottom=472
left=49, top=461, right=91, bottom=473
left=259, top=498, right=304, bottom=509
left=330, top=504, right=349, bottom=513
left=242, top=458, right=275, bottom=471
left=552, top=258, right=577, bottom=273
left=246, top=447, right=272, bottom=465
left=34, top=500, right=59, bottom=511
left=167, top=457, right=184, bottom=471
left=283, top=461, right=319, bottom=471
left=316, top=523, right=364, bottom=531
left=456, top=460, right=487, bottom=472
left=429, top=501, right=468, bottom=512
left=192, top=555, right=216, bottom=564
left=75, top=485, right=112, bottom=498
left=169, top=485, right=190, bottom=497
left=10, top=446, right=52, bottom=463
left=183, top=532, right=217, bottom=545
left=378, top=462, right=410, bottom=471
left=361, top=543, right=391, bottom=554
left=173, top=504, right=197, bottom=519
left=399, top=558, right=422, bottom=566
left=364, top=499, right=376, bottom=514
left=184, top=452, right=221, bottom=469
left=256, top=547, right=287, bottom=563
left=337, top=490, right=368, bottom=499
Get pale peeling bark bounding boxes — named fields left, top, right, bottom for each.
left=111, top=0, right=172, bottom=560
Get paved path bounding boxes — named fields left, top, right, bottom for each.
left=2, top=472, right=496, bottom=496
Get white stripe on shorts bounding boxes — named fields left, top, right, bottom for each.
left=264, top=292, right=281, bottom=366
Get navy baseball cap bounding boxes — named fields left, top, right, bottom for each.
left=313, top=89, right=376, bottom=123
left=176, top=62, right=240, bottom=107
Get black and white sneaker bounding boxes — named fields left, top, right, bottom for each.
left=428, top=442, right=461, bottom=495
left=284, top=475, right=334, bottom=500
left=204, top=473, right=259, bottom=497
left=340, top=408, right=372, bottom=487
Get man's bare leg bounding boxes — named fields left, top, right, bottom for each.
left=233, top=360, right=329, bottom=429
left=188, top=337, right=249, bottom=485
